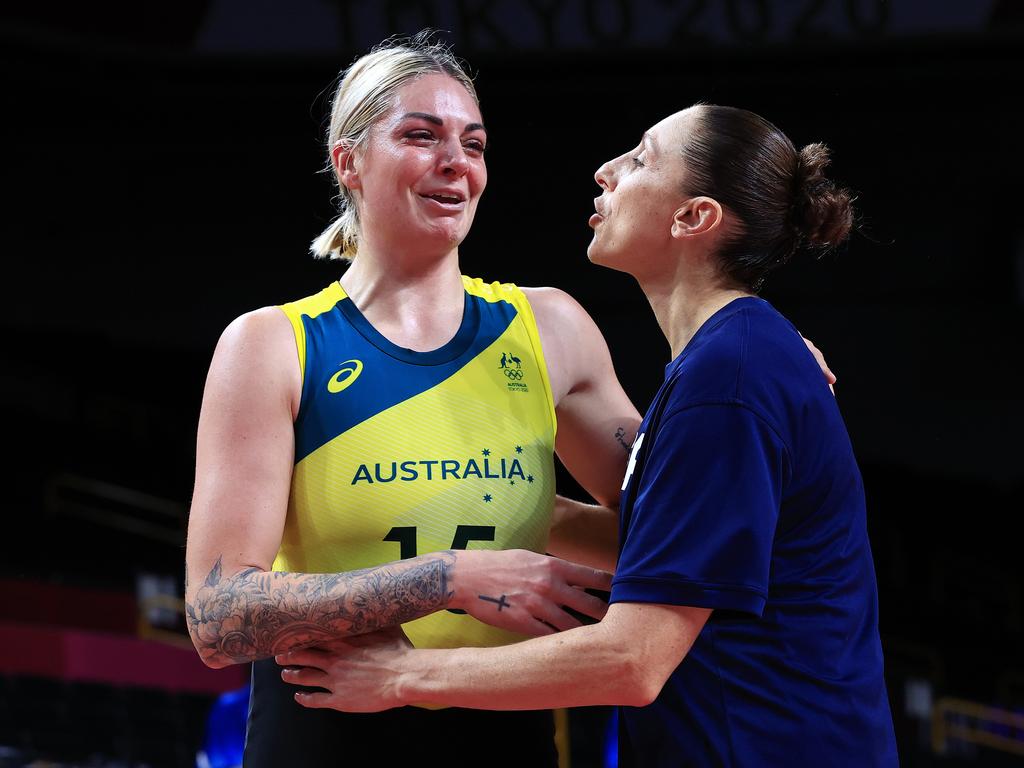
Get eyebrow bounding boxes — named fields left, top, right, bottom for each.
left=643, top=131, right=658, bottom=155
left=400, top=112, right=487, bottom=134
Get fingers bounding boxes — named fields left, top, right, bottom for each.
left=555, top=561, right=614, bottom=592
left=801, top=336, right=837, bottom=384
left=276, top=646, right=330, bottom=669
left=294, top=691, right=333, bottom=709
left=280, top=665, right=329, bottom=689
left=532, top=600, right=584, bottom=633
left=294, top=690, right=391, bottom=713
left=460, top=551, right=614, bottom=635
left=554, top=586, right=610, bottom=622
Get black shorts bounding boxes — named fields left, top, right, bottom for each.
left=244, top=658, right=559, bottom=767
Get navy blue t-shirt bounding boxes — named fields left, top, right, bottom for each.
left=611, top=297, right=897, bottom=767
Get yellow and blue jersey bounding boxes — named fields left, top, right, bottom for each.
left=274, top=276, right=557, bottom=650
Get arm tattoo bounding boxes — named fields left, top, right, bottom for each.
left=614, top=426, right=631, bottom=454
left=185, top=553, right=455, bottom=667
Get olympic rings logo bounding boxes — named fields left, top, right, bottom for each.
left=503, top=369, right=524, bottom=380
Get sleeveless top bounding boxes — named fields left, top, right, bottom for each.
left=274, top=275, right=557, bottom=650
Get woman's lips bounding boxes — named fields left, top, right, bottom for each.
left=419, top=194, right=466, bottom=213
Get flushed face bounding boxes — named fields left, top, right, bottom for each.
left=348, top=72, right=488, bottom=255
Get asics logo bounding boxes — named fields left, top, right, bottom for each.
left=328, top=359, right=363, bottom=393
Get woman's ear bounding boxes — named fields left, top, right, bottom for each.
left=331, top=141, right=360, bottom=191
left=671, top=196, right=723, bottom=239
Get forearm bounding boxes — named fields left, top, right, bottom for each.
left=547, top=495, right=618, bottom=572
left=186, top=552, right=454, bottom=668
left=401, top=623, right=651, bottom=710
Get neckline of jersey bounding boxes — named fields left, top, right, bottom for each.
left=333, top=281, right=481, bottom=366
left=666, top=296, right=768, bottom=378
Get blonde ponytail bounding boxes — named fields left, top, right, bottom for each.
left=310, top=209, right=359, bottom=260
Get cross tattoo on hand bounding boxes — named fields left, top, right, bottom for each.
left=478, top=594, right=512, bottom=612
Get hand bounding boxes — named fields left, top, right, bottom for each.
left=451, top=549, right=612, bottom=636
left=277, top=626, right=414, bottom=713
left=801, top=336, right=837, bottom=392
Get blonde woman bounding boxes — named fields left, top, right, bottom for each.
left=185, top=34, right=637, bottom=766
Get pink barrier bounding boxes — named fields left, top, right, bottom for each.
left=0, top=621, right=247, bottom=694
left=1, top=578, right=137, bottom=635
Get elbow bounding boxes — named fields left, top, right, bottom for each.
left=188, top=630, right=235, bottom=670
left=198, top=653, right=231, bottom=671
left=184, top=599, right=234, bottom=670
left=598, top=627, right=671, bottom=707
left=591, top=487, right=622, bottom=511
left=185, top=623, right=225, bottom=669
left=628, top=664, right=669, bottom=708
left=615, top=653, right=670, bottom=708
left=638, top=675, right=668, bottom=707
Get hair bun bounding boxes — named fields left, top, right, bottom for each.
left=793, top=143, right=854, bottom=248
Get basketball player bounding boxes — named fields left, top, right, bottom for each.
left=185, top=34, right=634, bottom=766
left=277, top=104, right=898, bottom=767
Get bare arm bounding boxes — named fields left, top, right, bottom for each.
left=185, top=309, right=456, bottom=666
left=186, top=551, right=458, bottom=668
left=279, top=601, right=711, bottom=711
left=524, top=287, right=641, bottom=565
left=549, top=495, right=619, bottom=572
left=185, top=308, right=611, bottom=668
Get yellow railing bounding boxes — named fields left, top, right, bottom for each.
left=932, top=696, right=1024, bottom=757
left=137, top=592, right=194, bottom=650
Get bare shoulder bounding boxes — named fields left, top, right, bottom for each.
left=521, top=286, right=613, bottom=404
left=520, top=286, right=601, bottom=338
left=206, top=306, right=301, bottom=415
left=218, top=306, right=295, bottom=354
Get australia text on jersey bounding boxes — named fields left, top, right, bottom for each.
left=351, top=456, right=531, bottom=485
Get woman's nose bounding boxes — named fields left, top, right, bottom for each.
left=595, top=160, right=613, bottom=190
left=440, top=142, right=470, bottom=177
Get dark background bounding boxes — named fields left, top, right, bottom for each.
left=2, top=2, right=1023, bottom=766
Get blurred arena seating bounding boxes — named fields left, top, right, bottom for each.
left=0, top=579, right=245, bottom=768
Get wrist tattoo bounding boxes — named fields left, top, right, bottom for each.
left=185, top=553, right=455, bottom=666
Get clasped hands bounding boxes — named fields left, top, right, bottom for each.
left=277, top=548, right=611, bottom=712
